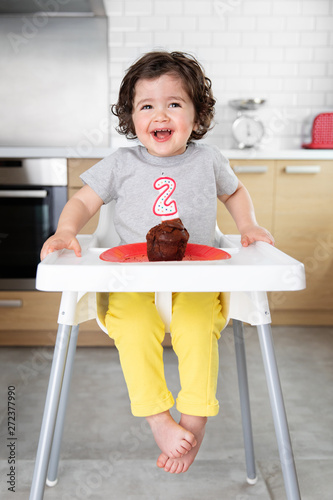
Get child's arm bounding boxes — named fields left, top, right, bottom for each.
left=40, top=185, right=104, bottom=260
left=218, top=181, right=274, bottom=247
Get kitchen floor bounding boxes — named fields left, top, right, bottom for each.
left=0, top=325, right=332, bottom=500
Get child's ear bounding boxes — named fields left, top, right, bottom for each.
left=193, top=121, right=199, bottom=131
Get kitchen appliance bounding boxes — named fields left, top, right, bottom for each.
left=229, top=99, right=266, bottom=149
left=0, top=0, right=106, bottom=15
left=302, top=112, right=333, bottom=149
left=0, top=158, right=67, bottom=290
left=0, top=8, right=109, bottom=148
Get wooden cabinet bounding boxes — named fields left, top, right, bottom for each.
left=68, top=158, right=102, bottom=234
left=0, top=291, right=61, bottom=345
left=0, top=290, right=112, bottom=347
left=217, top=160, right=275, bottom=234
left=270, top=160, right=333, bottom=325
left=218, top=158, right=333, bottom=325
left=68, top=158, right=100, bottom=186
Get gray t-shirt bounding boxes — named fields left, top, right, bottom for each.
left=80, top=143, right=238, bottom=246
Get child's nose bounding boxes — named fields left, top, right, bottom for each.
left=153, top=107, right=169, bottom=122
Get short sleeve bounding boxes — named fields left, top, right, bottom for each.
left=80, top=152, right=118, bottom=204
left=211, top=146, right=238, bottom=196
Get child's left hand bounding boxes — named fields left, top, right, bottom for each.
left=241, top=225, right=275, bottom=247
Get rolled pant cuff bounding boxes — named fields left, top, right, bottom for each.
left=176, top=399, right=219, bottom=417
left=131, top=392, right=175, bottom=417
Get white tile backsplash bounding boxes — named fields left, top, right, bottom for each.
left=124, top=31, right=153, bottom=47
left=256, top=16, right=285, bottom=31
left=108, top=16, right=137, bottom=32
left=285, top=17, right=315, bottom=31
left=316, top=16, right=333, bottom=30
left=285, top=47, right=313, bottom=62
left=273, top=1, right=302, bottom=16
left=242, top=1, right=272, bottom=16
left=184, top=0, right=213, bottom=16
left=227, top=16, right=257, bottom=31
left=327, top=93, right=333, bottom=105
left=301, top=0, right=331, bottom=15
left=139, top=16, right=167, bottom=31
left=299, top=62, right=327, bottom=77
left=124, top=1, right=153, bottom=16
left=300, top=31, right=329, bottom=46
left=313, top=78, right=333, bottom=91
left=104, top=0, right=333, bottom=150
left=183, top=31, right=213, bottom=47
left=153, top=32, right=183, bottom=48
left=271, top=32, right=301, bottom=47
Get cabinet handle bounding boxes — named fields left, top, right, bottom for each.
left=0, top=299, right=23, bottom=308
left=285, top=166, right=321, bottom=174
left=233, top=166, right=268, bottom=174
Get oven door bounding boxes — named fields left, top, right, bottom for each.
left=0, top=185, right=67, bottom=290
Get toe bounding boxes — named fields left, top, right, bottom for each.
left=185, top=431, right=197, bottom=447
left=157, top=453, right=168, bottom=469
left=182, top=461, right=190, bottom=473
left=169, top=461, right=179, bottom=474
left=180, top=439, right=192, bottom=452
left=163, top=458, right=173, bottom=472
left=175, top=462, right=185, bottom=474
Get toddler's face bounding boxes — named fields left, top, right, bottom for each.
left=132, top=73, right=197, bottom=157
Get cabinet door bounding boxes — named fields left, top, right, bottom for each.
left=68, top=188, right=100, bottom=234
left=271, top=160, right=333, bottom=321
left=68, top=158, right=101, bottom=187
left=68, top=158, right=102, bottom=234
left=0, top=292, right=61, bottom=344
left=0, top=291, right=114, bottom=346
left=217, top=160, right=275, bottom=235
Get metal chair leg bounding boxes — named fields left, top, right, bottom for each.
left=29, top=324, right=73, bottom=500
left=257, top=323, right=301, bottom=500
left=46, top=324, right=79, bottom=487
left=233, top=319, right=257, bottom=484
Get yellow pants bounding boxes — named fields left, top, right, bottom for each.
left=105, top=292, right=226, bottom=417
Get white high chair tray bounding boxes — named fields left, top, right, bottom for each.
left=36, top=236, right=305, bottom=293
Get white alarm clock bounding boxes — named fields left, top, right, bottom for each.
left=232, top=115, right=264, bottom=149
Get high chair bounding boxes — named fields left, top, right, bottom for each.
left=30, top=201, right=306, bottom=500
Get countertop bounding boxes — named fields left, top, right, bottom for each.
left=0, top=146, right=333, bottom=160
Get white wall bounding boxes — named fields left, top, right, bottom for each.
left=105, top=0, right=333, bottom=150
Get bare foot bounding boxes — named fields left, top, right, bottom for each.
left=156, top=415, right=207, bottom=473
left=146, top=410, right=197, bottom=458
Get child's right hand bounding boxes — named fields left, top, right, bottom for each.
left=40, top=231, right=81, bottom=261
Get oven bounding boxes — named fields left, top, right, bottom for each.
left=0, top=158, right=67, bottom=290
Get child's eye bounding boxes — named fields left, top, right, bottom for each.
left=169, top=102, right=181, bottom=108
left=141, top=104, right=152, bottom=110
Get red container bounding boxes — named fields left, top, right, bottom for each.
left=302, top=112, right=333, bottom=149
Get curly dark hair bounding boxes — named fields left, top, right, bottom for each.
left=111, top=51, right=216, bottom=141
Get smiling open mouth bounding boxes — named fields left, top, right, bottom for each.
left=152, top=129, right=172, bottom=140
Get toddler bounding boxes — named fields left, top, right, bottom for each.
left=41, top=51, right=274, bottom=474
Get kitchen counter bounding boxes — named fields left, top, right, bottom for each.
left=0, top=146, right=333, bottom=160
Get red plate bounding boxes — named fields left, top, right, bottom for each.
left=100, top=243, right=231, bottom=263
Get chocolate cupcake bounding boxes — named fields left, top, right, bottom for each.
left=146, top=218, right=189, bottom=261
